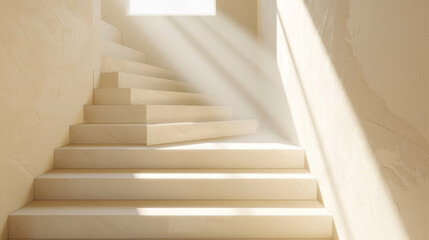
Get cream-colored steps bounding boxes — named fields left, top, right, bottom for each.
left=101, top=39, right=146, bottom=63
left=9, top=200, right=332, bottom=239
left=34, top=169, right=317, bottom=200
left=54, top=143, right=305, bottom=169
left=8, top=19, right=332, bottom=239
left=101, top=20, right=121, bottom=44
left=94, top=88, right=219, bottom=105
left=84, top=105, right=233, bottom=124
left=101, top=55, right=175, bottom=79
left=69, top=120, right=258, bottom=145
left=99, top=72, right=197, bottom=92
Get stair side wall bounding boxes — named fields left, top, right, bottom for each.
left=0, top=1, right=101, bottom=240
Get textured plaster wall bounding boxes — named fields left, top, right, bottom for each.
left=0, top=1, right=100, bottom=239
left=269, top=0, right=429, bottom=239
left=101, top=0, right=297, bottom=140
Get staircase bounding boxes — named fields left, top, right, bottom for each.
left=8, top=21, right=333, bottom=239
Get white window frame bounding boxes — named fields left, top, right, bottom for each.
left=126, top=0, right=216, bottom=16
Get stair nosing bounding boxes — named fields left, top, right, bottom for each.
left=71, top=119, right=257, bottom=127
left=36, top=168, right=314, bottom=180
left=11, top=199, right=329, bottom=217
left=83, top=104, right=233, bottom=108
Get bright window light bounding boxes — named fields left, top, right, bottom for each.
left=127, top=0, right=216, bottom=16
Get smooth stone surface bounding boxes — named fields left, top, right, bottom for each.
left=83, top=105, right=234, bottom=124
left=54, top=140, right=304, bottom=169
left=99, top=72, right=197, bottom=92
left=101, top=20, right=121, bottom=44
left=146, top=119, right=258, bottom=145
left=69, top=120, right=258, bottom=145
left=69, top=123, right=148, bottom=144
left=101, top=39, right=146, bottom=63
left=9, top=200, right=332, bottom=239
left=93, top=88, right=221, bottom=105
left=101, top=55, right=175, bottom=79
left=34, top=169, right=317, bottom=200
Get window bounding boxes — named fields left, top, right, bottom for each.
left=127, top=0, right=216, bottom=16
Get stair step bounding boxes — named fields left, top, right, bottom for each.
left=34, top=169, right=317, bottom=200
left=69, top=120, right=258, bottom=145
left=99, top=72, right=197, bottom=92
left=101, top=20, right=121, bottom=44
left=94, top=88, right=220, bottom=105
left=84, top=105, right=234, bottom=124
left=101, top=39, right=146, bottom=63
left=101, top=56, right=175, bottom=79
left=54, top=142, right=304, bottom=169
left=10, top=200, right=332, bottom=239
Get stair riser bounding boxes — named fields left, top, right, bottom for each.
left=101, top=39, right=146, bottom=63
left=9, top=215, right=332, bottom=239
left=147, top=120, right=258, bottom=145
left=54, top=148, right=305, bottom=169
left=70, top=125, right=147, bottom=144
left=93, top=88, right=218, bottom=105
left=84, top=105, right=146, bottom=124
left=101, top=21, right=121, bottom=44
left=99, top=72, right=197, bottom=92
left=101, top=56, right=175, bottom=79
left=69, top=120, right=258, bottom=145
left=34, top=178, right=317, bottom=200
left=83, top=105, right=234, bottom=124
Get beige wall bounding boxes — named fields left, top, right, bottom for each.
left=262, top=0, right=429, bottom=239
left=0, top=1, right=100, bottom=239
left=101, top=0, right=298, bottom=140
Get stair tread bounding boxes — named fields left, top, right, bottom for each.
left=12, top=200, right=328, bottom=216
left=37, top=168, right=313, bottom=179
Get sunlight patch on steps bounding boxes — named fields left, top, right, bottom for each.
left=130, top=172, right=314, bottom=179
left=136, top=207, right=329, bottom=216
